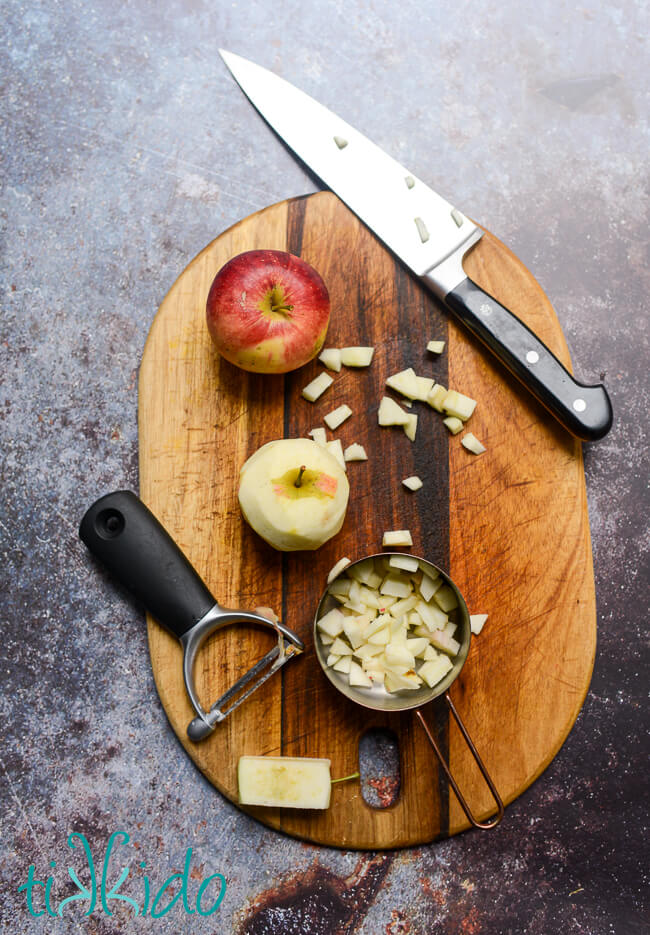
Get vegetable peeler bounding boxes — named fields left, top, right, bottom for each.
left=79, top=490, right=303, bottom=741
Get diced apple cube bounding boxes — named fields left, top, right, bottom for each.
left=433, top=585, right=458, bottom=612
left=343, top=615, right=369, bottom=650
left=319, top=633, right=334, bottom=646
left=385, top=671, right=422, bottom=691
left=389, top=554, right=419, bottom=573
left=327, top=557, right=351, bottom=583
left=380, top=574, right=413, bottom=598
left=302, top=372, right=334, bottom=402
left=416, top=599, right=448, bottom=631
left=324, top=404, right=352, bottom=430
left=365, top=613, right=392, bottom=638
left=348, top=579, right=362, bottom=604
left=317, top=607, right=345, bottom=638
left=318, top=347, right=342, bottom=371
left=382, top=530, right=413, bottom=547
left=328, top=576, right=351, bottom=596
left=403, top=413, right=418, bottom=442
left=325, top=438, right=346, bottom=470
left=419, top=654, right=453, bottom=688
left=426, top=383, right=447, bottom=412
left=422, top=644, right=438, bottom=661
left=461, top=433, right=486, bottom=455
left=385, top=643, right=416, bottom=668
left=349, top=661, right=373, bottom=688
left=418, top=573, right=441, bottom=603
left=378, top=396, right=409, bottom=426
left=413, top=375, right=434, bottom=401
left=340, top=346, right=374, bottom=367
left=367, top=627, right=391, bottom=646
left=442, top=390, right=476, bottom=422
left=348, top=558, right=375, bottom=585
left=442, top=621, right=458, bottom=638
left=470, top=613, right=488, bottom=635
left=429, top=630, right=461, bottom=657
left=354, top=643, right=384, bottom=660
left=358, top=586, right=381, bottom=609
left=386, top=367, right=419, bottom=399
left=427, top=340, right=445, bottom=354
left=366, top=570, right=383, bottom=589
left=326, top=653, right=341, bottom=667
left=308, top=427, right=328, bottom=447
left=344, top=443, right=368, bottom=461
left=330, top=637, right=354, bottom=656
left=389, top=594, right=419, bottom=617
left=402, top=476, right=423, bottom=491
left=333, top=655, right=352, bottom=674
left=443, top=416, right=463, bottom=435
left=406, top=637, right=429, bottom=658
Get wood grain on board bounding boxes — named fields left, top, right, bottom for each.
left=138, top=191, right=596, bottom=848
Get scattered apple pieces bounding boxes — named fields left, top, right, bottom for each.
left=324, top=404, right=352, bottom=430
left=426, top=383, right=448, bottom=412
left=443, top=416, right=463, bottom=435
left=327, top=557, right=351, bottom=584
left=427, top=340, right=445, bottom=354
left=340, top=346, right=374, bottom=367
left=382, top=530, right=413, bottom=547
left=413, top=375, right=434, bottom=402
left=344, top=443, right=367, bottom=462
left=238, top=756, right=332, bottom=809
left=317, top=556, right=463, bottom=695
left=461, top=433, right=486, bottom=455
left=470, top=613, right=488, bottom=635
left=402, top=476, right=423, bottom=491
left=378, top=396, right=410, bottom=426
left=403, top=413, right=418, bottom=442
left=318, top=348, right=342, bottom=371
left=325, top=438, right=346, bottom=470
left=334, top=136, right=348, bottom=149
left=386, top=367, right=419, bottom=399
left=442, top=389, right=476, bottom=422
left=309, top=427, right=327, bottom=446
left=302, top=372, right=334, bottom=402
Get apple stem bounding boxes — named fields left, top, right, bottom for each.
left=271, top=304, right=294, bottom=313
left=294, top=465, right=307, bottom=488
left=330, top=771, right=360, bottom=785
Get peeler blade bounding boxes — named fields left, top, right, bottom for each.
left=187, top=639, right=302, bottom=741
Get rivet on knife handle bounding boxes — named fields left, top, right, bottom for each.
left=422, top=238, right=614, bottom=442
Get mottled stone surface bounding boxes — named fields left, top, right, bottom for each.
left=1, top=1, right=648, bottom=932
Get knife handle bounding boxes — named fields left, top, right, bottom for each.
left=440, top=277, right=613, bottom=441
left=79, top=490, right=216, bottom=639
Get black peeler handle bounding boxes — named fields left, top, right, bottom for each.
left=79, top=490, right=216, bottom=639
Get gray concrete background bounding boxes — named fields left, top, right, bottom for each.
left=1, top=0, right=648, bottom=932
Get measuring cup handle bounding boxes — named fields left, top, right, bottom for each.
left=415, top=693, right=504, bottom=830
left=79, top=490, right=216, bottom=639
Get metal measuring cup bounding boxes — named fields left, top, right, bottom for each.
left=313, top=552, right=504, bottom=830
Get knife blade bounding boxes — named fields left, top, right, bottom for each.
left=219, top=50, right=612, bottom=441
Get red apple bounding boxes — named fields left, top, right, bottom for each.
left=206, top=249, right=330, bottom=373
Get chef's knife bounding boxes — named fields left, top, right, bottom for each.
left=219, top=50, right=612, bottom=441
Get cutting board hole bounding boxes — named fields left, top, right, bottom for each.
left=358, top=728, right=401, bottom=809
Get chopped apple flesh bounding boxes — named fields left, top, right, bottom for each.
left=462, top=433, right=486, bottom=455
left=238, top=756, right=332, bottom=809
left=386, top=367, right=419, bottom=399
left=325, top=438, right=346, bottom=470
left=344, top=442, right=367, bottom=461
left=327, top=557, right=351, bottom=583
left=426, top=383, right=448, bottom=412
left=318, top=348, right=342, bottom=371
left=309, top=427, right=327, bottom=447
left=302, top=372, right=334, bottom=402
left=378, top=396, right=409, bottom=426
left=442, top=390, right=476, bottom=422
left=382, top=530, right=413, bottom=547
left=316, top=556, right=465, bottom=695
left=403, top=412, right=418, bottom=442
left=340, top=346, right=374, bottom=367
left=324, top=404, right=352, bottom=430
left=443, top=416, right=463, bottom=435
left=402, top=475, right=423, bottom=491
left=470, top=613, right=488, bottom=635
left=427, top=340, right=445, bottom=354
left=412, top=375, right=434, bottom=401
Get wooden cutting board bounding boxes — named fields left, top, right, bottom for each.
left=138, top=191, right=596, bottom=848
